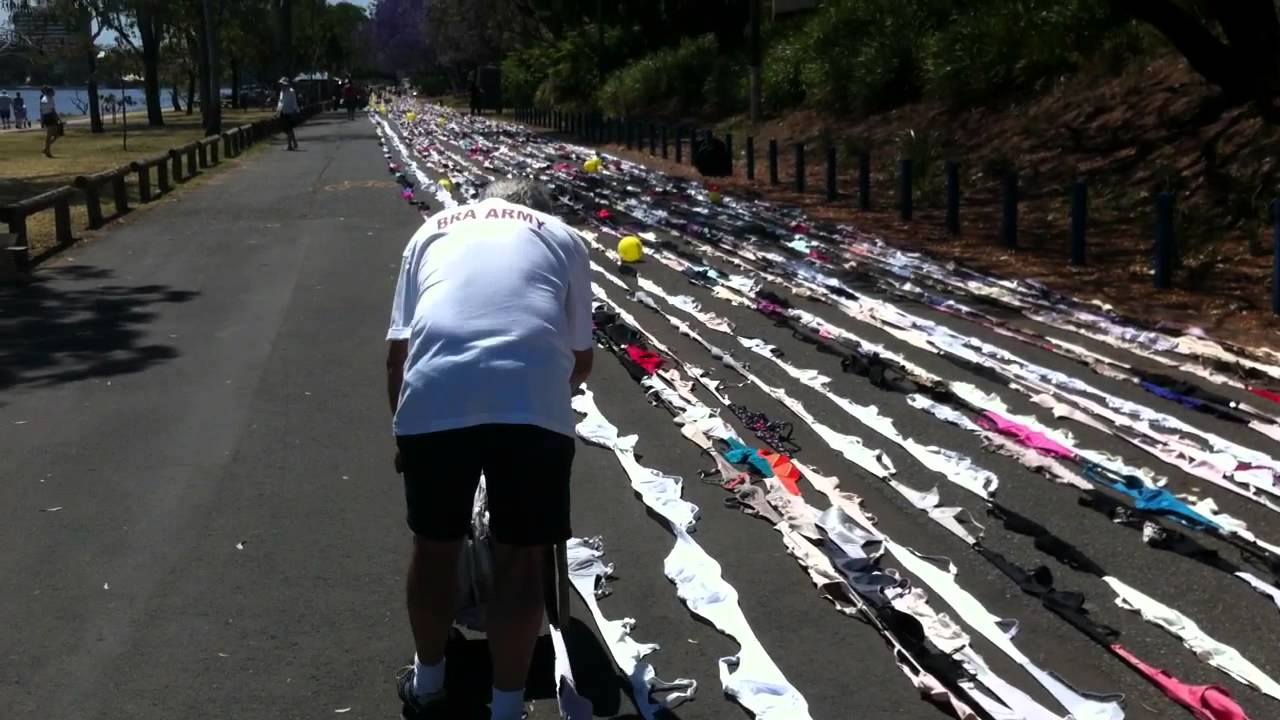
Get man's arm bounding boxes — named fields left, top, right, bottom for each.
left=570, top=348, right=593, bottom=389
left=565, top=230, right=595, bottom=390
left=386, top=339, right=408, bottom=415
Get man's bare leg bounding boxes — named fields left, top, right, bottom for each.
left=405, top=535, right=459, bottom=701
left=487, top=542, right=546, bottom=718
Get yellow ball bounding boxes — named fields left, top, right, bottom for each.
left=584, top=157, right=602, bottom=173
left=617, top=235, right=644, bottom=263
left=405, top=111, right=417, bottom=122
left=708, top=191, right=723, bottom=204
left=439, top=178, right=453, bottom=190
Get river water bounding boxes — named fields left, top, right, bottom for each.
left=0, top=86, right=232, bottom=116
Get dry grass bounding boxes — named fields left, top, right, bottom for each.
left=1, top=108, right=276, bottom=257
left=534, top=57, right=1280, bottom=349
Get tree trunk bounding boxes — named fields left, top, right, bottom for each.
left=748, top=0, right=761, bottom=122
left=276, top=0, right=294, bottom=82
left=186, top=71, right=196, bottom=115
left=171, top=87, right=183, bottom=112
left=137, top=4, right=165, bottom=127
left=1113, top=0, right=1280, bottom=109
left=197, top=22, right=211, bottom=129
left=230, top=57, right=241, bottom=109
left=203, top=0, right=221, bottom=135
left=82, top=11, right=104, bottom=133
left=87, top=58, right=104, bottom=133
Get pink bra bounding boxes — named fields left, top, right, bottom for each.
left=977, top=411, right=1078, bottom=460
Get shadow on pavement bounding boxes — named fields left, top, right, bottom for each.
left=0, top=264, right=196, bottom=392
left=442, top=618, right=676, bottom=718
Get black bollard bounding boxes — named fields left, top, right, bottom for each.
left=676, top=128, right=683, bottom=163
left=1155, top=192, right=1175, bottom=289
left=625, top=119, right=634, bottom=150
left=661, top=126, right=668, bottom=159
left=769, top=139, right=779, bottom=186
left=826, top=147, right=837, bottom=201
left=649, top=123, right=657, bottom=155
left=689, top=127, right=698, bottom=159
left=858, top=152, right=871, bottom=211
left=900, top=159, right=913, bottom=221
left=725, top=133, right=733, bottom=175
left=795, top=143, right=805, bottom=193
left=1001, top=171, right=1019, bottom=248
left=1071, top=180, right=1088, bottom=266
left=746, top=137, right=755, bottom=181
left=945, top=161, right=960, bottom=234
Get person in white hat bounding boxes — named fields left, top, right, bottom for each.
left=276, top=77, right=299, bottom=150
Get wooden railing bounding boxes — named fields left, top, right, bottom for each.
left=74, top=165, right=131, bottom=230
left=0, top=103, right=324, bottom=273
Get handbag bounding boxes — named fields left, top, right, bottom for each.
left=454, top=478, right=496, bottom=632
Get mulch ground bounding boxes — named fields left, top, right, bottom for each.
left=522, top=57, right=1280, bottom=350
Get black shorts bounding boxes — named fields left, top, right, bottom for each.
left=398, top=424, right=574, bottom=546
left=41, top=113, right=58, bottom=128
left=282, top=113, right=299, bottom=129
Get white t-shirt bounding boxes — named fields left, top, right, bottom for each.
left=388, top=198, right=593, bottom=438
left=277, top=88, right=299, bottom=115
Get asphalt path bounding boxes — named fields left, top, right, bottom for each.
left=2, top=111, right=1279, bottom=720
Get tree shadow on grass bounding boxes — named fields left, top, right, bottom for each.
left=0, top=263, right=197, bottom=393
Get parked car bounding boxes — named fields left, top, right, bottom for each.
left=229, top=85, right=272, bottom=108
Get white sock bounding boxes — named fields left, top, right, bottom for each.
left=491, top=687, right=525, bottom=720
left=412, top=654, right=445, bottom=699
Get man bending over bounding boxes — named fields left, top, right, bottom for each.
left=385, top=179, right=593, bottom=720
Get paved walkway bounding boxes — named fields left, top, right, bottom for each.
left=2, top=110, right=1280, bottom=720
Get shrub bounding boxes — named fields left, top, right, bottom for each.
left=598, top=34, right=724, bottom=116
left=794, top=0, right=936, bottom=114
left=762, top=30, right=807, bottom=112
left=924, top=0, right=1147, bottom=105
left=502, top=47, right=555, bottom=107
left=504, top=25, right=632, bottom=109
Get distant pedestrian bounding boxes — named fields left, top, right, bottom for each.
left=40, top=86, right=63, bottom=158
left=276, top=77, right=299, bottom=151
left=13, top=92, right=28, bottom=128
left=0, top=91, right=12, bottom=130
left=342, top=79, right=358, bottom=121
